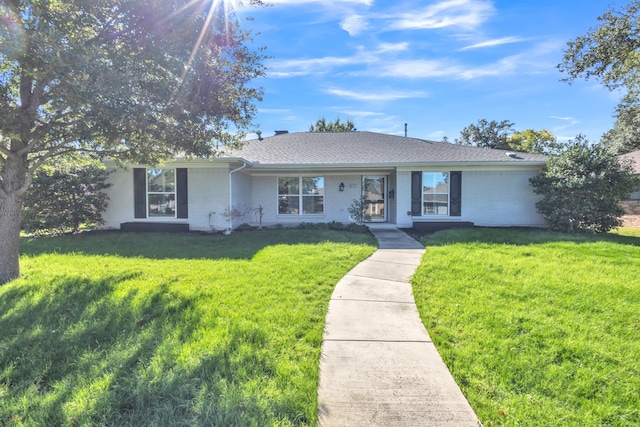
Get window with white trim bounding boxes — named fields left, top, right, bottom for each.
left=278, top=176, right=324, bottom=215
left=423, top=172, right=449, bottom=215
left=147, top=169, right=176, bottom=217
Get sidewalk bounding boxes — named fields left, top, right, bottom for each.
left=317, top=227, right=480, bottom=426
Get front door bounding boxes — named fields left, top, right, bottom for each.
left=364, top=176, right=386, bottom=222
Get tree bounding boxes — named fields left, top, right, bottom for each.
left=0, top=0, right=266, bottom=284
left=529, top=135, right=637, bottom=233
left=507, top=129, right=563, bottom=155
left=309, top=117, right=356, bottom=132
left=558, top=1, right=640, bottom=153
left=454, top=119, right=515, bottom=149
left=22, top=155, right=111, bottom=234
left=600, top=105, right=640, bottom=154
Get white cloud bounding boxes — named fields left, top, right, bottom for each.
left=550, top=115, right=575, bottom=121
left=267, top=42, right=403, bottom=77
left=268, top=55, right=365, bottom=77
left=327, top=88, right=429, bottom=101
left=387, top=0, right=494, bottom=31
left=460, top=36, right=526, bottom=50
left=375, top=59, right=462, bottom=79
left=375, top=42, right=410, bottom=53
left=341, top=14, right=369, bottom=36
left=550, top=115, right=580, bottom=132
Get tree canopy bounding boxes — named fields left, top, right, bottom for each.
left=454, top=119, right=515, bottom=150
left=508, top=129, right=563, bottom=155
left=309, top=117, right=356, bottom=132
left=454, top=119, right=561, bottom=154
left=0, top=0, right=266, bottom=284
left=559, top=1, right=640, bottom=153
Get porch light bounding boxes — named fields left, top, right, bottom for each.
left=339, top=182, right=345, bottom=192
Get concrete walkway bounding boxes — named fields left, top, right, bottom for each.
left=317, top=227, right=480, bottom=426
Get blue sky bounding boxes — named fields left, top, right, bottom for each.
left=239, top=0, right=622, bottom=142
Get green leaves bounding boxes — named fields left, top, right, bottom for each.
left=530, top=136, right=638, bottom=233
left=309, top=116, right=357, bottom=132
left=1, top=0, right=266, bottom=283
left=559, top=2, right=640, bottom=153
left=21, top=154, right=111, bottom=234
left=1, top=0, right=266, bottom=163
left=507, top=128, right=562, bottom=155
left=454, top=119, right=515, bottom=150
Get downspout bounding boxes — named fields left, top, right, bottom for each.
left=227, top=160, right=248, bottom=234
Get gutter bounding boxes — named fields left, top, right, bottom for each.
left=242, top=160, right=548, bottom=170
left=227, top=160, right=250, bottom=233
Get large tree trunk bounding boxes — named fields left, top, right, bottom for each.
left=0, top=148, right=30, bottom=285
left=0, top=193, right=22, bottom=285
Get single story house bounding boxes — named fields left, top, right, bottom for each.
left=101, top=131, right=549, bottom=232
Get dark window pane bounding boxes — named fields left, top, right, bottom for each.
left=302, top=177, right=324, bottom=195
left=278, top=177, right=299, bottom=195
left=302, top=196, right=324, bottom=214
left=278, top=196, right=299, bottom=214
left=148, top=194, right=176, bottom=217
left=148, top=169, right=175, bottom=192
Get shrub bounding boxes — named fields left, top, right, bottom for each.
left=22, top=155, right=111, bottom=234
left=348, top=192, right=371, bottom=224
left=327, top=221, right=345, bottom=230
left=529, top=136, right=637, bottom=233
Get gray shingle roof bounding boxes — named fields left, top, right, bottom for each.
left=225, top=131, right=548, bottom=167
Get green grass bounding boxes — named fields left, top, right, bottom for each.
left=412, top=227, right=640, bottom=426
left=1, top=229, right=376, bottom=426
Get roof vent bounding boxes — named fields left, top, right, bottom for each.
left=506, top=152, right=519, bottom=158
left=274, top=130, right=289, bottom=135
left=257, top=130, right=263, bottom=141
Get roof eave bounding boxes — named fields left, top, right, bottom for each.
left=245, top=160, right=547, bottom=169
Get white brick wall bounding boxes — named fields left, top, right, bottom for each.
left=101, top=163, right=230, bottom=232
left=102, top=164, right=545, bottom=231
left=461, top=170, right=544, bottom=226
left=189, top=167, right=229, bottom=232
left=249, top=174, right=367, bottom=226
left=396, top=167, right=545, bottom=228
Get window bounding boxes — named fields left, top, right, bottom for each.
left=278, top=176, right=324, bottom=215
left=134, top=168, right=188, bottom=219
left=147, top=169, right=176, bottom=217
left=423, top=172, right=449, bottom=215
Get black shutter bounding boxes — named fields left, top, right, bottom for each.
left=450, top=171, right=462, bottom=216
left=176, top=168, right=188, bottom=218
left=411, top=171, right=422, bottom=216
left=133, top=168, right=147, bottom=218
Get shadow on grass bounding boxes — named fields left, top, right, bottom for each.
left=20, top=228, right=375, bottom=260
left=0, top=273, right=295, bottom=425
left=414, top=227, right=640, bottom=247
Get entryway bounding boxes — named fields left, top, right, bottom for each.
left=364, top=176, right=386, bottom=222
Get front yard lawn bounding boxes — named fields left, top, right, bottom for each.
left=412, top=228, right=640, bottom=426
left=0, top=229, right=376, bottom=426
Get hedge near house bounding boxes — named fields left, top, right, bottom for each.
left=530, top=137, right=637, bottom=233
left=22, top=156, right=111, bottom=234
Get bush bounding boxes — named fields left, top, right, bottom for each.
left=529, top=137, right=637, bottom=233
left=348, top=192, right=371, bottom=224
left=22, top=155, right=111, bottom=234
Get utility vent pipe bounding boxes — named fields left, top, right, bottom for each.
left=404, top=123, right=407, bottom=137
